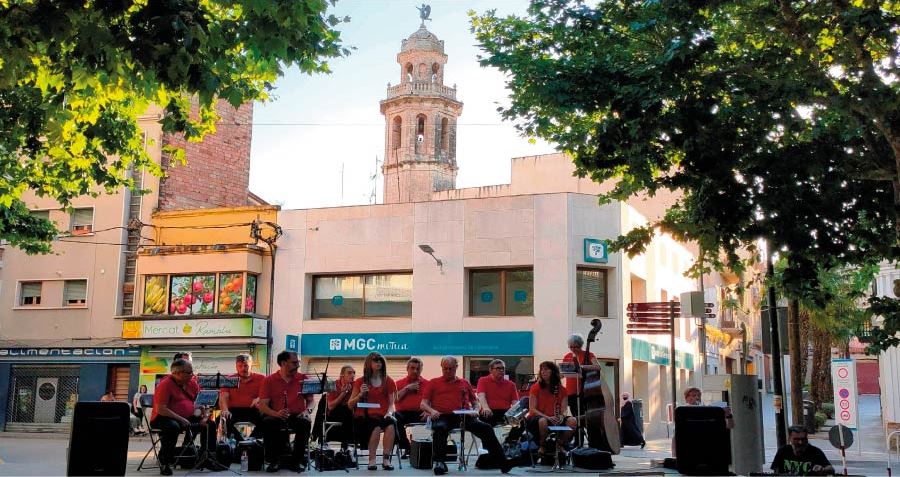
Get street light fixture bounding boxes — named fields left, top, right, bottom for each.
left=418, top=244, right=443, bottom=268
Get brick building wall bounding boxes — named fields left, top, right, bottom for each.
left=158, top=100, right=253, bottom=210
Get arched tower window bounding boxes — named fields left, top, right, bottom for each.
left=405, top=63, right=413, bottom=82
left=416, top=114, right=426, bottom=141
left=392, top=116, right=402, bottom=150
left=440, top=117, right=449, bottom=152
left=432, top=63, right=440, bottom=83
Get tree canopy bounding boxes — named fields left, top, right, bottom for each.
left=471, top=1, right=898, bottom=307
left=1, top=0, right=348, bottom=252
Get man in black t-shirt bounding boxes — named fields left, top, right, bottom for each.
left=771, top=426, right=834, bottom=476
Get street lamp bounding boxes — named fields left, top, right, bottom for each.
left=418, top=244, right=443, bottom=269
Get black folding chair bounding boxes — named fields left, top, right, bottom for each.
left=136, top=393, right=199, bottom=472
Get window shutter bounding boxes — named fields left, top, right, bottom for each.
left=72, top=208, right=93, bottom=226
left=64, top=280, right=87, bottom=304
left=22, top=282, right=41, bottom=298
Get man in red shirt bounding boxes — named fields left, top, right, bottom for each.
left=421, top=356, right=513, bottom=475
left=562, top=333, right=597, bottom=416
left=258, top=351, right=314, bottom=472
left=220, top=354, right=265, bottom=441
left=394, top=358, right=429, bottom=457
left=323, top=364, right=356, bottom=449
left=476, top=359, right=519, bottom=426
left=150, top=359, right=217, bottom=476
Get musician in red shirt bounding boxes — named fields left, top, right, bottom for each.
left=323, top=364, right=356, bottom=449
left=348, top=352, right=397, bottom=471
left=528, top=361, right=577, bottom=454
left=394, top=358, right=429, bottom=457
left=258, top=351, right=314, bottom=472
left=219, top=354, right=265, bottom=441
left=421, top=356, right=513, bottom=475
left=476, top=359, right=519, bottom=426
left=562, top=333, right=598, bottom=416
left=150, top=359, right=217, bottom=476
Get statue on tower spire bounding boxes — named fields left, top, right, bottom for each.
left=416, top=3, right=432, bottom=26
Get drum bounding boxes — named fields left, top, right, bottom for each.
left=505, top=397, right=529, bottom=426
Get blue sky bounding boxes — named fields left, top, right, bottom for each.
left=247, top=0, right=556, bottom=209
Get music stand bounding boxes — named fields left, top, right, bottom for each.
left=306, top=371, right=350, bottom=473
left=186, top=374, right=241, bottom=475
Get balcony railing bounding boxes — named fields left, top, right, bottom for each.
left=386, top=81, right=457, bottom=100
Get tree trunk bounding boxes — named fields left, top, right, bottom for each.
left=799, top=308, right=810, bottom=386
left=788, top=299, right=803, bottom=424
left=809, top=326, right=833, bottom=410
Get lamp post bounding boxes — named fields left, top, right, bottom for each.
left=766, top=243, right=788, bottom=448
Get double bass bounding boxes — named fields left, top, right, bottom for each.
left=577, top=319, right=621, bottom=454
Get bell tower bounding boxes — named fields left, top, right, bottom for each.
left=381, top=22, right=463, bottom=204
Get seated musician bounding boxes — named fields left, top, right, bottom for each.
left=324, top=364, right=356, bottom=450
left=220, top=353, right=265, bottom=441
left=420, top=356, right=513, bottom=475
left=258, top=350, right=314, bottom=473
left=348, top=352, right=397, bottom=471
left=476, top=359, right=519, bottom=426
left=527, top=361, right=577, bottom=454
left=562, top=333, right=597, bottom=416
left=394, top=357, right=429, bottom=458
left=150, top=359, right=218, bottom=476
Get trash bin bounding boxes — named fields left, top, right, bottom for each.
left=632, top=399, right=644, bottom=434
left=802, top=400, right=816, bottom=433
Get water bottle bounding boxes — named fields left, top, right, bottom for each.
left=240, top=450, right=249, bottom=472
left=424, top=415, right=432, bottom=430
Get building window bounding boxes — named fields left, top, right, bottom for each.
left=143, top=275, right=168, bottom=314
left=218, top=273, right=243, bottom=313
left=30, top=210, right=50, bottom=221
left=169, top=274, right=216, bottom=315
left=63, top=280, right=87, bottom=306
left=19, top=282, right=42, bottom=306
left=440, top=117, right=449, bottom=152
left=469, top=268, right=534, bottom=316
left=312, top=273, right=412, bottom=319
left=246, top=274, right=258, bottom=313
left=70, top=208, right=94, bottom=235
left=143, top=272, right=258, bottom=316
left=577, top=267, right=608, bottom=317
left=416, top=114, right=426, bottom=145
left=392, top=116, right=402, bottom=150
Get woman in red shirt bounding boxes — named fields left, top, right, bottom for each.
left=348, top=352, right=397, bottom=470
left=528, top=361, right=577, bottom=454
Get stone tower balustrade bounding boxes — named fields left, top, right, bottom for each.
left=386, top=81, right=457, bottom=100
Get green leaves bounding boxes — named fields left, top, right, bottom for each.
left=472, top=0, right=898, bottom=304
left=1, top=0, right=348, bottom=250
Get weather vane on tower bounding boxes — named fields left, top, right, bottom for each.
left=416, top=3, right=432, bottom=27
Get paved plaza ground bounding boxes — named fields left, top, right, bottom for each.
left=0, top=395, right=895, bottom=476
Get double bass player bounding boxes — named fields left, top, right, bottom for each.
left=562, top=321, right=621, bottom=454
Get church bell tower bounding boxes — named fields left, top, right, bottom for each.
left=381, top=18, right=463, bottom=204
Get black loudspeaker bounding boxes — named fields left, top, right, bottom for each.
left=410, top=439, right=432, bottom=469
left=67, top=401, right=131, bottom=476
left=674, top=406, right=731, bottom=476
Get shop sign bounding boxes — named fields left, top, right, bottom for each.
left=123, top=318, right=268, bottom=339
left=0, top=347, right=140, bottom=360
left=584, top=238, right=608, bottom=263
left=631, top=338, right=694, bottom=370
left=300, top=331, right=533, bottom=357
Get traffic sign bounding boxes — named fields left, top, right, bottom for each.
left=831, top=359, right=859, bottom=430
